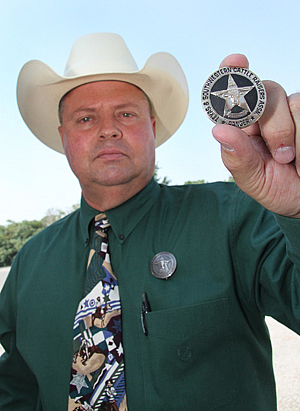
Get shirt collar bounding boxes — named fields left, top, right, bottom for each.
left=80, top=177, right=160, bottom=246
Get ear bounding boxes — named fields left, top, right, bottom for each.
left=58, top=125, right=64, bottom=146
left=151, top=116, right=157, bottom=140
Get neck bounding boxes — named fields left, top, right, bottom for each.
left=81, top=178, right=151, bottom=212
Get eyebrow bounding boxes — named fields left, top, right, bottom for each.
left=70, top=107, right=96, bottom=115
left=59, top=85, right=152, bottom=124
left=62, top=107, right=95, bottom=123
left=59, top=95, right=152, bottom=125
left=69, top=103, right=144, bottom=119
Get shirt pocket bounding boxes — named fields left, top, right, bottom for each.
left=139, top=298, right=239, bottom=411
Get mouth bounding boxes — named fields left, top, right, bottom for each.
left=96, top=149, right=127, bottom=161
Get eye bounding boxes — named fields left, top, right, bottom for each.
left=122, top=112, right=133, bottom=118
left=80, top=116, right=92, bottom=123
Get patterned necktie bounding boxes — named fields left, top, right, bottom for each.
left=69, top=213, right=127, bottom=411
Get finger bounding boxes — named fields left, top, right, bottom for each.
left=219, top=54, right=249, bottom=69
left=260, top=80, right=295, bottom=164
left=242, top=121, right=261, bottom=137
left=288, top=92, right=300, bottom=175
left=212, top=124, right=266, bottom=196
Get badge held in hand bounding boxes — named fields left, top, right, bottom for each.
left=202, top=67, right=266, bottom=128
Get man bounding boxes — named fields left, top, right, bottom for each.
left=0, top=33, right=299, bottom=410
left=105, top=379, right=118, bottom=411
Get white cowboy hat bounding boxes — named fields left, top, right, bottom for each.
left=17, top=33, right=189, bottom=154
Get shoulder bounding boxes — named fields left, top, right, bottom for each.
left=5, top=208, right=84, bottom=294
left=18, top=208, right=81, bottom=257
left=160, top=180, right=237, bottom=194
left=148, top=182, right=242, bottom=229
left=158, top=181, right=239, bottom=207
left=156, top=181, right=276, bottom=229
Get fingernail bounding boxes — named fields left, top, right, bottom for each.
left=217, top=141, right=235, bottom=152
left=296, top=162, right=300, bottom=178
left=274, top=146, right=295, bottom=164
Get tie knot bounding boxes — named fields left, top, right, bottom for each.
left=94, top=213, right=110, bottom=231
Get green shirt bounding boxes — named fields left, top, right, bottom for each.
left=0, top=178, right=299, bottom=410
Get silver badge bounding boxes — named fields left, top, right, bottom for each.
left=202, top=67, right=266, bottom=128
left=150, top=252, right=177, bottom=279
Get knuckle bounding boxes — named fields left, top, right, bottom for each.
left=267, top=125, right=294, bottom=141
left=288, top=93, right=300, bottom=113
left=263, top=80, right=285, bottom=93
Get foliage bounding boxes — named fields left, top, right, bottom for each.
left=0, top=205, right=79, bottom=268
left=42, top=204, right=79, bottom=227
left=185, top=176, right=234, bottom=184
left=153, top=164, right=171, bottom=185
left=154, top=163, right=233, bottom=186
left=0, top=220, right=45, bottom=267
left=184, top=179, right=207, bottom=185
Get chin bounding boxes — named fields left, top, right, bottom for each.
left=94, top=173, right=134, bottom=187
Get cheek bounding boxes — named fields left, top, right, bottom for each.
left=133, top=131, right=156, bottom=171
left=63, top=130, right=88, bottom=156
left=63, top=135, right=89, bottom=173
left=144, top=130, right=156, bottom=156
left=134, top=123, right=156, bottom=151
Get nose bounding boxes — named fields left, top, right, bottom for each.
left=98, top=116, right=122, bottom=140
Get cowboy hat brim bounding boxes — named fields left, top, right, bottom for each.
left=17, top=52, right=189, bottom=154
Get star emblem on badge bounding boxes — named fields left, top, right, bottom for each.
left=201, top=67, right=267, bottom=128
left=211, top=74, right=255, bottom=118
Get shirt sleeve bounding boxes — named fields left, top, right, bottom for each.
left=231, top=187, right=300, bottom=334
left=0, top=255, right=39, bottom=410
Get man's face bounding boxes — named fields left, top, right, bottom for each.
left=58, top=81, right=156, bottom=200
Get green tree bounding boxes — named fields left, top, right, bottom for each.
left=184, top=176, right=234, bottom=184
left=153, top=164, right=171, bottom=185
left=0, top=220, right=45, bottom=267
left=184, top=179, right=207, bottom=185
left=42, top=204, right=79, bottom=227
left=0, top=205, right=80, bottom=267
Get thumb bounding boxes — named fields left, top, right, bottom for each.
left=212, top=124, right=266, bottom=196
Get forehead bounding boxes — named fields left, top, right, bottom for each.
left=63, top=80, right=148, bottom=104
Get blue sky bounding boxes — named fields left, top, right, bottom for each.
left=1, top=0, right=300, bottom=224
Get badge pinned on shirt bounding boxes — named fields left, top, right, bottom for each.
left=150, top=252, right=177, bottom=279
left=201, top=67, right=266, bottom=128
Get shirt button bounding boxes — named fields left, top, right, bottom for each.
left=178, top=345, right=192, bottom=361
left=119, top=234, right=125, bottom=240
left=85, top=238, right=89, bottom=244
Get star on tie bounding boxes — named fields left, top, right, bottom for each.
left=71, top=373, right=89, bottom=394
left=211, top=74, right=254, bottom=118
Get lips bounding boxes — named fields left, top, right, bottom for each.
left=96, top=148, right=127, bottom=161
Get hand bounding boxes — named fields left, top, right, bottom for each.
left=212, top=54, right=300, bottom=218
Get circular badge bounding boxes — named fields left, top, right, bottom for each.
left=150, top=252, right=177, bottom=280
left=201, top=67, right=266, bottom=128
